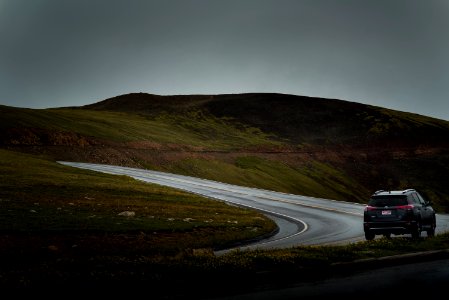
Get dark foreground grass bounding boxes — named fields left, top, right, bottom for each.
left=2, top=233, right=449, bottom=298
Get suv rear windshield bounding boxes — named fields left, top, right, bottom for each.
left=368, top=195, right=408, bottom=207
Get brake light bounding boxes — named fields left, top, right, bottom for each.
left=364, top=206, right=376, bottom=211
left=396, top=204, right=414, bottom=210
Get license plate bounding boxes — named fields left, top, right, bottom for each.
left=382, top=210, right=392, bottom=215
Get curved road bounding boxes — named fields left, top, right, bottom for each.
left=59, top=162, right=449, bottom=252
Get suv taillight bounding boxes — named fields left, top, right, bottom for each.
left=396, top=204, right=414, bottom=211
left=364, top=206, right=376, bottom=211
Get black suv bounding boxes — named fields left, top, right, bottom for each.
left=363, top=189, right=436, bottom=240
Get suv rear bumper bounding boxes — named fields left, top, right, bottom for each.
left=364, top=221, right=418, bottom=235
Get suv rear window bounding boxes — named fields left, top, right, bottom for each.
left=368, top=195, right=408, bottom=207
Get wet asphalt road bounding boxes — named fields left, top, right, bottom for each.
left=59, top=162, right=449, bottom=251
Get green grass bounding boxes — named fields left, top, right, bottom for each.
left=361, top=107, right=449, bottom=137
left=220, top=233, right=449, bottom=268
left=0, top=106, right=281, bottom=150
left=167, top=156, right=370, bottom=202
left=0, top=149, right=276, bottom=252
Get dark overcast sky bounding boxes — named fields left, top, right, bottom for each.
left=1, top=0, right=448, bottom=120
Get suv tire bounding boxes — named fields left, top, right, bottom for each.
left=411, top=222, right=421, bottom=239
left=427, top=221, right=436, bottom=237
left=365, top=231, right=375, bottom=241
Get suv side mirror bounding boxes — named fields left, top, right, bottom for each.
left=426, top=200, right=432, bottom=206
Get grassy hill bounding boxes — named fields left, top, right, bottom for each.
left=85, top=93, right=449, bottom=146
left=1, top=93, right=448, bottom=211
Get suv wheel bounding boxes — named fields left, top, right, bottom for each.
left=411, top=222, right=421, bottom=239
left=365, top=231, right=375, bottom=240
left=427, top=221, right=436, bottom=237
left=383, top=233, right=391, bottom=239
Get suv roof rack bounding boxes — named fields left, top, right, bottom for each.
left=374, top=190, right=385, bottom=195
left=402, top=189, right=415, bottom=194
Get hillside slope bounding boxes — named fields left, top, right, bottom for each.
left=85, top=93, right=449, bottom=147
left=1, top=93, right=449, bottom=211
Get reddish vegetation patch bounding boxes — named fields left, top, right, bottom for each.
left=126, top=140, right=206, bottom=151
left=0, top=128, right=95, bottom=147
